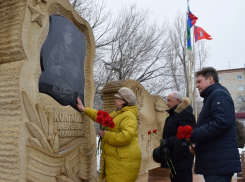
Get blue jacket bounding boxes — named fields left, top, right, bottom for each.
left=190, top=83, right=241, bottom=175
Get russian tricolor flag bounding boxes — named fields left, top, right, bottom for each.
left=187, top=7, right=198, bottom=50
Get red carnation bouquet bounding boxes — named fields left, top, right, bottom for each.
left=96, top=110, right=115, bottom=154
left=176, top=125, right=193, bottom=147
left=148, top=129, right=176, bottom=177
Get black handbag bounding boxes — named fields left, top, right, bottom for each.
left=153, top=146, right=161, bottom=163
left=153, top=146, right=170, bottom=163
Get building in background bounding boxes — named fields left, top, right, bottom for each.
left=217, top=67, right=245, bottom=113
left=236, top=112, right=245, bottom=124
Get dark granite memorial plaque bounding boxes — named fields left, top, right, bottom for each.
left=39, top=15, right=86, bottom=111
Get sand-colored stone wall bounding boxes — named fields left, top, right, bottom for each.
left=0, top=0, right=26, bottom=64
left=0, top=0, right=97, bottom=181
left=0, top=62, right=23, bottom=181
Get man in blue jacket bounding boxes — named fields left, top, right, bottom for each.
left=190, top=67, right=241, bottom=182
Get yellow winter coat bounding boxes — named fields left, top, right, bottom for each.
left=84, top=106, right=142, bottom=182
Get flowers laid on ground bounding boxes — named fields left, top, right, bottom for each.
left=148, top=129, right=176, bottom=177
left=96, top=110, right=115, bottom=154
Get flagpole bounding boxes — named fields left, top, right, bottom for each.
left=187, top=0, right=198, bottom=119
left=188, top=4, right=192, bottom=102
left=192, top=26, right=197, bottom=120
left=187, top=0, right=192, bottom=101
left=189, top=50, right=192, bottom=104
left=187, top=0, right=196, bottom=118
left=187, top=0, right=190, bottom=99
left=191, top=23, right=194, bottom=111
left=190, top=39, right=193, bottom=107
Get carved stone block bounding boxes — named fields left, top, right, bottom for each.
left=0, top=0, right=96, bottom=181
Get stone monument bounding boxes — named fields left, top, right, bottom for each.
left=0, top=0, right=96, bottom=181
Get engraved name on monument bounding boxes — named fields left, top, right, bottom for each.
left=54, top=111, right=85, bottom=138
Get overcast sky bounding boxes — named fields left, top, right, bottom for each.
left=105, top=0, right=245, bottom=71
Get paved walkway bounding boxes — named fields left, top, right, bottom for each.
left=148, top=174, right=238, bottom=182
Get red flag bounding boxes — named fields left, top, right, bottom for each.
left=194, top=26, right=212, bottom=42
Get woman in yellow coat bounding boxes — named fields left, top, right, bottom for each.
left=77, top=87, right=142, bottom=182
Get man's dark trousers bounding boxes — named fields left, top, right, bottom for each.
left=203, top=173, right=233, bottom=182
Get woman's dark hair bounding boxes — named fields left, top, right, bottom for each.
left=195, top=67, right=219, bottom=83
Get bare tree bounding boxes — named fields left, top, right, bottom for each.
left=69, top=1, right=210, bottom=100
left=236, top=94, right=245, bottom=112
left=236, top=120, right=245, bottom=148
left=195, top=41, right=210, bottom=70
left=94, top=5, right=171, bottom=96
left=167, top=13, right=210, bottom=97
left=167, top=13, right=189, bottom=96
left=70, top=0, right=115, bottom=48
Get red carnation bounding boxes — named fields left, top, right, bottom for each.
left=96, top=116, right=103, bottom=124
left=153, top=129, right=157, bottom=134
left=108, top=121, right=115, bottom=128
left=96, top=110, right=115, bottom=155
left=148, top=130, right=152, bottom=135
left=96, top=110, right=105, bottom=124
left=176, top=125, right=193, bottom=140
left=97, top=111, right=115, bottom=129
left=148, top=128, right=176, bottom=176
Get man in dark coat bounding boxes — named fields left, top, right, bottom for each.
left=160, top=91, right=196, bottom=182
left=189, top=67, right=241, bottom=182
